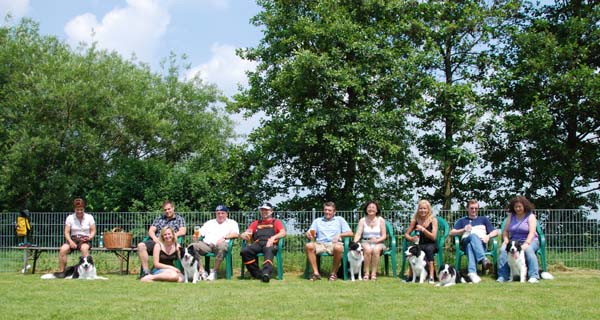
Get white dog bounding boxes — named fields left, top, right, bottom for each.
left=405, top=245, right=427, bottom=283
left=41, top=255, right=107, bottom=280
left=437, top=264, right=468, bottom=287
left=506, top=241, right=527, bottom=282
left=180, top=245, right=201, bottom=283
left=347, top=241, right=364, bottom=281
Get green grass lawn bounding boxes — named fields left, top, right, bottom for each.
left=1, top=270, right=599, bottom=319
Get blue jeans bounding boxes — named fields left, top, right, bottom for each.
left=497, top=239, right=540, bottom=280
left=462, top=234, right=487, bottom=274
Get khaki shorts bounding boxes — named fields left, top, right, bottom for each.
left=315, top=242, right=336, bottom=255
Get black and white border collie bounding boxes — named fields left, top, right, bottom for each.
left=506, top=241, right=527, bottom=282
left=347, top=241, right=364, bottom=281
left=41, top=255, right=107, bottom=280
left=180, top=244, right=201, bottom=283
left=405, top=245, right=427, bottom=283
left=437, top=264, right=469, bottom=286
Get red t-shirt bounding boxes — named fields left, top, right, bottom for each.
left=248, top=218, right=284, bottom=243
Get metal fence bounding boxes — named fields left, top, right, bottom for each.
left=1, top=209, right=598, bottom=274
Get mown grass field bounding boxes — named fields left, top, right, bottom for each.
left=1, top=270, right=598, bottom=320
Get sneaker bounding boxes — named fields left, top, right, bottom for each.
left=528, top=277, right=539, bottom=283
left=207, top=270, right=216, bottom=281
left=468, top=272, right=481, bottom=284
left=261, top=273, right=270, bottom=283
left=428, top=278, right=435, bottom=284
left=496, top=277, right=507, bottom=283
left=541, top=272, right=554, bottom=280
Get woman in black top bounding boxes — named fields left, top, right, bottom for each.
left=140, top=226, right=184, bottom=283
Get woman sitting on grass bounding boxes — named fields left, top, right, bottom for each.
left=140, top=226, right=184, bottom=283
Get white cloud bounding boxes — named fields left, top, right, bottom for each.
left=0, top=0, right=29, bottom=22
left=64, top=0, right=170, bottom=63
left=187, top=43, right=256, bottom=97
left=168, top=0, right=230, bottom=10
left=186, top=43, right=261, bottom=137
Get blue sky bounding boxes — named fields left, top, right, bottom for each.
left=0, top=0, right=264, bottom=135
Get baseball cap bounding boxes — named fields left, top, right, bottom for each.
left=215, top=204, right=229, bottom=212
left=259, top=202, right=273, bottom=210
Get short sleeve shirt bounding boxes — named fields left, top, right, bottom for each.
left=247, top=219, right=285, bottom=235
left=65, top=213, right=96, bottom=237
left=151, top=214, right=186, bottom=237
left=200, top=218, right=240, bottom=245
left=310, top=216, right=351, bottom=243
left=453, top=216, right=495, bottom=239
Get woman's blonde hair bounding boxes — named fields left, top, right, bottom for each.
left=412, top=199, right=433, bottom=224
left=159, top=226, right=176, bottom=244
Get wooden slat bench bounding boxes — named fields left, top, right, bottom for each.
left=11, top=246, right=138, bottom=275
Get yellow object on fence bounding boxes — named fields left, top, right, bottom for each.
left=103, top=227, right=133, bottom=249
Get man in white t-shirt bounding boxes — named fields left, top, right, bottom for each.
left=58, top=198, right=96, bottom=272
left=192, top=205, right=239, bottom=280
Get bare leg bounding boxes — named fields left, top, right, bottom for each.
left=140, top=269, right=182, bottom=282
left=212, top=242, right=228, bottom=271
left=371, top=246, right=382, bottom=278
left=363, top=246, right=373, bottom=277
left=213, top=259, right=222, bottom=271
left=428, top=261, right=435, bottom=280
left=137, top=242, right=149, bottom=271
left=305, top=242, right=320, bottom=276
left=58, top=244, right=71, bottom=272
left=331, top=243, right=344, bottom=273
left=80, top=243, right=90, bottom=257
left=190, top=243, right=205, bottom=273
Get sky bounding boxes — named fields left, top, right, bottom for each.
left=0, top=0, right=264, bottom=136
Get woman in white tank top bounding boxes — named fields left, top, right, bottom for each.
left=353, top=201, right=387, bottom=280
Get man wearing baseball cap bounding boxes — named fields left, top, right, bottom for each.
left=192, top=204, right=240, bottom=280
left=240, top=202, right=286, bottom=282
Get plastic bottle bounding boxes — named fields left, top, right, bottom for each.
left=99, top=232, right=104, bottom=248
left=414, top=231, right=420, bottom=245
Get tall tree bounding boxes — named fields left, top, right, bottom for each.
left=484, top=0, right=600, bottom=208
left=408, top=0, right=520, bottom=209
left=0, top=20, right=237, bottom=211
left=230, top=0, right=425, bottom=210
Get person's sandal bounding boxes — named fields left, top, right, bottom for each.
left=363, top=274, right=370, bottom=280
left=371, top=272, right=377, bottom=281
left=309, top=273, right=321, bottom=281
left=328, top=273, right=337, bottom=281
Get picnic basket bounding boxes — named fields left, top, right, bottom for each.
left=104, top=227, right=133, bottom=249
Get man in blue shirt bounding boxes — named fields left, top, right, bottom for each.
left=449, top=199, right=498, bottom=283
left=305, top=201, right=353, bottom=281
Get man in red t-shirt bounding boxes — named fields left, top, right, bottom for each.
left=240, top=202, right=286, bottom=282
